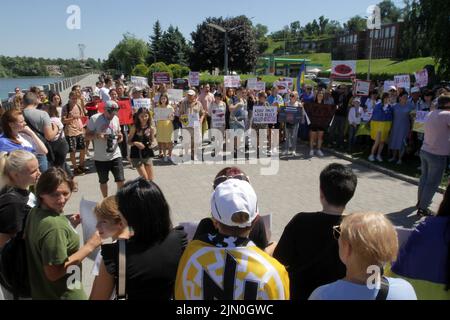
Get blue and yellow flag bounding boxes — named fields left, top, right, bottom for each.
left=296, top=62, right=306, bottom=96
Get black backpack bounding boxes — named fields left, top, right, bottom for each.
left=0, top=217, right=31, bottom=299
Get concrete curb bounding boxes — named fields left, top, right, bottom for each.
left=324, top=147, right=446, bottom=195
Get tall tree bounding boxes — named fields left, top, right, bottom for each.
left=378, top=0, right=402, bottom=23
left=318, top=16, right=330, bottom=35
left=159, top=26, right=191, bottom=65
left=105, top=33, right=149, bottom=75
left=253, top=24, right=269, bottom=40
left=149, top=20, right=163, bottom=63
left=344, top=16, right=367, bottom=33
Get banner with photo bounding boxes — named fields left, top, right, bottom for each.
left=278, top=107, right=303, bottom=124
left=189, top=72, right=200, bottom=86
left=414, top=69, right=429, bottom=88
left=355, top=80, right=371, bottom=96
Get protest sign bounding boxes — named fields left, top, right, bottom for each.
left=247, top=78, right=266, bottom=91
left=283, top=77, right=294, bottom=89
left=154, top=108, right=173, bottom=121
left=173, top=78, right=189, bottom=90
left=189, top=72, right=200, bottom=86
left=275, top=81, right=290, bottom=94
left=331, top=61, right=356, bottom=79
left=224, top=76, right=241, bottom=88
left=132, top=98, right=152, bottom=111
left=180, top=113, right=200, bottom=128
left=303, top=102, right=336, bottom=129
left=211, top=109, right=226, bottom=128
left=252, top=106, right=278, bottom=124
left=414, top=69, right=429, bottom=88
left=168, top=89, right=184, bottom=103
left=384, top=80, right=396, bottom=92
left=153, top=72, right=171, bottom=84
left=130, top=76, right=149, bottom=88
left=355, top=80, right=371, bottom=96
left=80, top=198, right=99, bottom=261
left=413, top=111, right=429, bottom=133
left=394, top=75, right=411, bottom=90
left=117, top=100, right=133, bottom=125
left=278, top=107, right=303, bottom=124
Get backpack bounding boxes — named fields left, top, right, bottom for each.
left=23, top=116, right=56, bottom=163
left=0, top=217, right=31, bottom=299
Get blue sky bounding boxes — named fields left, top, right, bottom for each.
left=0, top=0, right=405, bottom=60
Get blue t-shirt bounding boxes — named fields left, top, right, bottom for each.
left=309, top=278, right=417, bottom=300
left=0, top=134, right=35, bottom=153
left=268, top=95, right=284, bottom=106
left=371, top=103, right=394, bottom=122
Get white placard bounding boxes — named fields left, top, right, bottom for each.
left=211, top=110, right=226, bottom=128
left=355, top=80, right=371, bottom=96
left=224, top=76, right=241, bottom=88
left=168, top=89, right=184, bottom=103
left=394, top=75, right=411, bottom=90
left=252, top=106, right=278, bottom=124
left=130, top=76, right=148, bottom=88
left=331, top=60, right=357, bottom=79
left=132, top=98, right=152, bottom=111
left=80, top=198, right=99, bottom=261
left=415, top=69, right=429, bottom=88
left=154, top=108, right=173, bottom=121
left=189, top=72, right=200, bottom=86
left=247, top=78, right=266, bottom=91
left=275, top=81, right=290, bottom=94
left=283, top=77, right=294, bottom=89
left=180, top=113, right=200, bottom=128
left=383, top=80, right=396, bottom=92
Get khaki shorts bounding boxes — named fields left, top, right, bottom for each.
left=130, top=157, right=153, bottom=167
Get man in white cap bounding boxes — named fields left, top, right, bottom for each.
left=410, top=86, right=425, bottom=111
left=177, top=89, right=205, bottom=161
left=86, top=100, right=125, bottom=197
left=175, top=179, right=289, bottom=300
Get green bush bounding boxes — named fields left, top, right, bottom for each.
left=131, top=64, right=149, bottom=77
left=168, top=64, right=190, bottom=79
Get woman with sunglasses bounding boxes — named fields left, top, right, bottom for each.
left=283, top=92, right=304, bottom=157
left=310, top=212, right=417, bottom=300
left=193, top=167, right=276, bottom=255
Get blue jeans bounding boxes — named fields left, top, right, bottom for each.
left=418, top=150, right=448, bottom=210
left=36, top=154, right=48, bottom=173
left=348, top=125, right=358, bottom=150
left=285, top=123, right=300, bottom=151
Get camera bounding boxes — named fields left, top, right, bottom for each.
left=106, top=134, right=117, bottom=153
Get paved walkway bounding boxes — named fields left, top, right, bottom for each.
left=59, top=74, right=100, bottom=102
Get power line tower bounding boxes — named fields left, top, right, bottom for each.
left=78, top=44, right=86, bottom=61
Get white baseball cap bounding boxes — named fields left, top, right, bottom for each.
left=105, top=100, right=119, bottom=112
left=411, top=87, right=421, bottom=94
left=187, top=89, right=196, bottom=96
left=211, top=179, right=258, bottom=228
left=389, top=85, right=398, bottom=92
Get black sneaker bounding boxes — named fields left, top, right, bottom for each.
left=417, top=208, right=433, bottom=217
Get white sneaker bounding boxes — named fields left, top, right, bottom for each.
left=292, top=151, right=297, bottom=157
left=377, top=155, right=383, bottom=162
left=368, top=155, right=376, bottom=162
left=316, top=150, right=324, bottom=157
left=309, top=150, right=315, bottom=157
left=282, top=150, right=288, bottom=156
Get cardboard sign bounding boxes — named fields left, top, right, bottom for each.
left=394, top=75, right=411, bottom=90
left=153, top=72, right=171, bottom=85
left=132, top=98, right=152, bottom=111
left=303, top=102, right=336, bottom=129
left=413, top=111, right=430, bottom=133
left=224, top=76, right=241, bottom=88
left=331, top=61, right=356, bottom=79
left=211, top=109, right=226, bottom=128
left=415, top=69, right=429, bottom=88
left=355, top=80, right=371, bottom=96
left=247, top=78, right=266, bottom=91
left=278, top=107, right=304, bottom=124
left=80, top=198, right=100, bottom=261
left=154, top=108, right=173, bottom=121
left=189, top=72, right=200, bottom=86
left=130, top=76, right=149, bottom=88
left=252, top=106, right=278, bottom=124
left=180, top=113, right=200, bottom=128
left=168, top=89, right=184, bottom=104
left=384, top=80, right=396, bottom=92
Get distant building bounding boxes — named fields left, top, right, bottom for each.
left=332, top=23, right=402, bottom=60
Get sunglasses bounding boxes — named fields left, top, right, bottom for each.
left=213, top=173, right=250, bottom=190
left=333, top=225, right=341, bottom=240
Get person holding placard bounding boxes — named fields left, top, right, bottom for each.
left=155, top=94, right=175, bottom=163
left=210, top=91, right=227, bottom=140
left=252, top=92, right=270, bottom=157
left=128, top=108, right=155, bottom=181
left=388, top=92, right=414, bottom=165
left=368, top=93, right=394, bottom=163
left=198, top=84, right=215, bottom=140
left=178, top=90, right=204, bottom=161
left=229, top=88, right=248, bottom=158
left=283, top=92, right=303, bottom=157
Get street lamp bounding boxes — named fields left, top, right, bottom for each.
left=208, top=23, right=243, bottom=76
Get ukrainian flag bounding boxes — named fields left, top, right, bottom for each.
left=296, top=62, right=306, bottom=97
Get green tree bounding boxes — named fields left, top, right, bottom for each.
left=344, top=16, right=367, bottom=33
left=168, top=64, right=190, bottom=79
left=318, top=16, right=330, bottom=35
left=253, top=24, right=269, bottom=40
left=105, top=33, right=149, bottom=75
left=159, top=26, right=191, bottom=65
left=131, top=63, right=150, bottom=77
left=149, top=20, right=163, bottom=63
left=378, top=0, right=402, bottom=23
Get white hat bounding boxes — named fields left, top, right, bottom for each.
left=411, top=87, right=421, bottom=94
left=105, top=100, right=119, bottom=111
left=187, top=89, right=196, bottom=96
left=353, top=97, right=361, bottom=104
left=389, top=85, right=397, bottom=92
left=211, top=179, right=258, bottom=228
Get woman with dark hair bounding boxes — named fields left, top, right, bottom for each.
left=155, top=93, right=175, bottom=162
left=25, top=168, right=101, bottom=300
left=0, top=109, right=48, bottom=155
left=128, top=108, right=155, bottom=181
left=90, top=178, right=188, bottom=300
left=193, top=167, right=275, bottom=255
left=308, top=91, right=327, bottom=157
left=389, top=182, right=450, bottom=299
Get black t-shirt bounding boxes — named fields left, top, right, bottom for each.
left=101, top=227, right=187, bottom=300
left=193, top=218, right=269, bottom=250
left=0, top=187, right=33, bottom=234
left=273, top=212, right=346, bottom=300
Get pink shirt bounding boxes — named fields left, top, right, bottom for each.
left=198, top=92, right=215, bottom=115
left=422, top=110, right=450, bottom=156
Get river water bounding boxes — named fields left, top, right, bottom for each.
left=0, top=77, right=64, bottom=100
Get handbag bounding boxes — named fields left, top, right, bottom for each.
left=116, top=239, right=127, bottom=300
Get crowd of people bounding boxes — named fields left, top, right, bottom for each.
left=0, top=74, right=449, bottom=301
